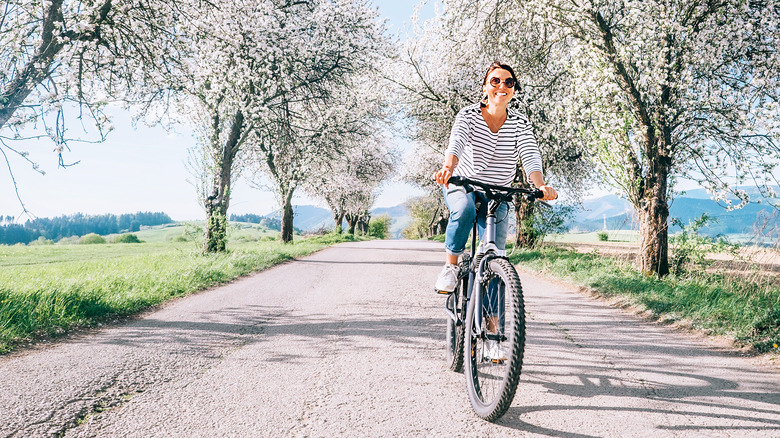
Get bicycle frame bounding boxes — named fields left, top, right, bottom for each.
left=445, top=176, right=544, bottom=341
left=444, top=194, right=508, bottom=339
left=469, top=196, right=506, bottom=339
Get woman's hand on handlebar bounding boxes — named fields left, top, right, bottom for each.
left=539, top=185, right=557, bottom=201
left=433, top=167, right=454, bottom=188
left=528, top=171, right=557, bottom=201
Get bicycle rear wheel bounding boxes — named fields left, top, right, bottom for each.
left=445, top=272, right=468, bottom=372
left=464, top=257, right=525, bottom=421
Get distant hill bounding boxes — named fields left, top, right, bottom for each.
left=678, top=185, right=779, bottom=202
left=262, top=205, right=335, bottom=232
left=572, top=190, right=778, bottom=236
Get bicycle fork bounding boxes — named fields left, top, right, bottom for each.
left=471, top=212, right=500, bottom=338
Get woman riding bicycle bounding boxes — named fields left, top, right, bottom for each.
left=432, top=61, right=557, bottom=294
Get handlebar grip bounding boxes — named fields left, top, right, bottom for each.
left=448, top=176, right=464, bottom=185
left=525, top=189, right=544, bottom=202
left=446, top=176, right=474, bottom=193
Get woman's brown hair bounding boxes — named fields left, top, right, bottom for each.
left=480, top=61, right=519, bottom=108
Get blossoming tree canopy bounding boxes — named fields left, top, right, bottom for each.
left=522, top=0, right=780, bottom=275
left=180, top=0, right=390, bottom=246
left=0, top=0, right=188, bottom=146
left=398, top=0, right=779, bottom=275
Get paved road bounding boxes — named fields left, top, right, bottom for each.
left=1, top=240, right=779, bottom=437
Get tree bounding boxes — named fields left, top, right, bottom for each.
left=252, top=93, right=390, bottom=240
left=305, top=127, right=398, bottom=234
left=515, top=0, right=780, bottom=275
left=398, top=146, right=449, bottom=238
left=1, top=0, right=187, bottom=210
left=244, top=2, right=388, bottom=243
left=184, top=0, right=387, bottom=248
left=403, top=194, right=447, bottom=239
left=181, top=0, right=289, bottom=252
left=368, top=214, right=392, bottom=239
left=387, top=15, right=490, bottom=239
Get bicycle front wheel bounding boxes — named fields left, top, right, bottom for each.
left=464, top=257, right=525, bottom=421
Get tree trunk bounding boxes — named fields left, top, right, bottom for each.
left=428, top=200, right=449, bottom=237
left=204, top=203, right=227, bottom=253
left=637, top=148, right=671, bottom=276
left=280, top=189, right=295, bottom=243
left=513, top=199, right=537, bottom=248
left=512, top=168, right=537, bottom=248
left=428, top=206, right=440, bottom=237
left=203, top=110, right=243, bottom=253
left=345, top=214, right=357, bottom=234
left=637, top=198, right=669, bottom=276
left=436, top=216, right=448, bottom=235
left=633, top=123, right=672, bottom=277
left=357, top=213, right=370, bottom=235
left=334, top=211, right=345, bottom=233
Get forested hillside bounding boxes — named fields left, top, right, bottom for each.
left=0, top=212, right=173, bottom=245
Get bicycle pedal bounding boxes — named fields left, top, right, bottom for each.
left=436, top=289, right=453, bottom=295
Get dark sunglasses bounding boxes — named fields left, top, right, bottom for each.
left=488, top=77, right=516, bottom=88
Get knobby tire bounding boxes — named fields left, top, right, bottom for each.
left=464, top=257, right=525, bottom=421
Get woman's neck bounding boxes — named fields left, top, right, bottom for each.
left=482, top=103, right=507, bottom=119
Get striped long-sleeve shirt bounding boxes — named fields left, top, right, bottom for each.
left=445, top=103, right=543, bottom=187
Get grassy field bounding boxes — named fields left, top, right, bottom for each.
left=0, top=229, right=358, bottom=354
left=508, top=245, right=780, bottom=353
left=106, top=221, right=276, bottom=244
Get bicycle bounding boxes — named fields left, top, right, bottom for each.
left=441, top=175, right=547, bottom=421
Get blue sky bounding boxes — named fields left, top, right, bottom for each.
left=1, top=0, right=435, bottom=222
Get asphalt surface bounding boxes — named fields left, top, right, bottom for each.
left=1, top=239, right=779, bottom=437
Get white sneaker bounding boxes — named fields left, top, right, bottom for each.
left=434, top=263, right=459, bottom=293
left=484, top=340, right=508, bottom=363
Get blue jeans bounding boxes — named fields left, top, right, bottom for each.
left=442, top=185, right=509, bottom=256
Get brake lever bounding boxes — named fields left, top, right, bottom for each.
left=537, top=200, right=553, bottom=209
left=524, top=190, right=553, bottom=209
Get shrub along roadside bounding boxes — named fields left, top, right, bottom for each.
left=508, top=246, right=780, bottom=353
left=0, top=233, right=359, bottom=354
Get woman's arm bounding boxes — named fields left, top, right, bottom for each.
left=434, top=108, right=471, bottom=187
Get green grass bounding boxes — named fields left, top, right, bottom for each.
left=546, top=230, right=641, bottom=243
left=508, top=245, right=780, bottom=353
left=0, top=232, right=360, bottom=354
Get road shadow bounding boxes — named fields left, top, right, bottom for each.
left=487, top=317, right=780, bottom=436
left=96, top=305, right=443, bottom=364
left=295, top=259, right=443, bottom=267
left=334, top=244, right=444, bottom=253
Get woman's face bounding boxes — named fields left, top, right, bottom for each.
left=483, top=68, right=515, bottom=108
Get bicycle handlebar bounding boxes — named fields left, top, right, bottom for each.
left=447, top=176, right=545, bottom=203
